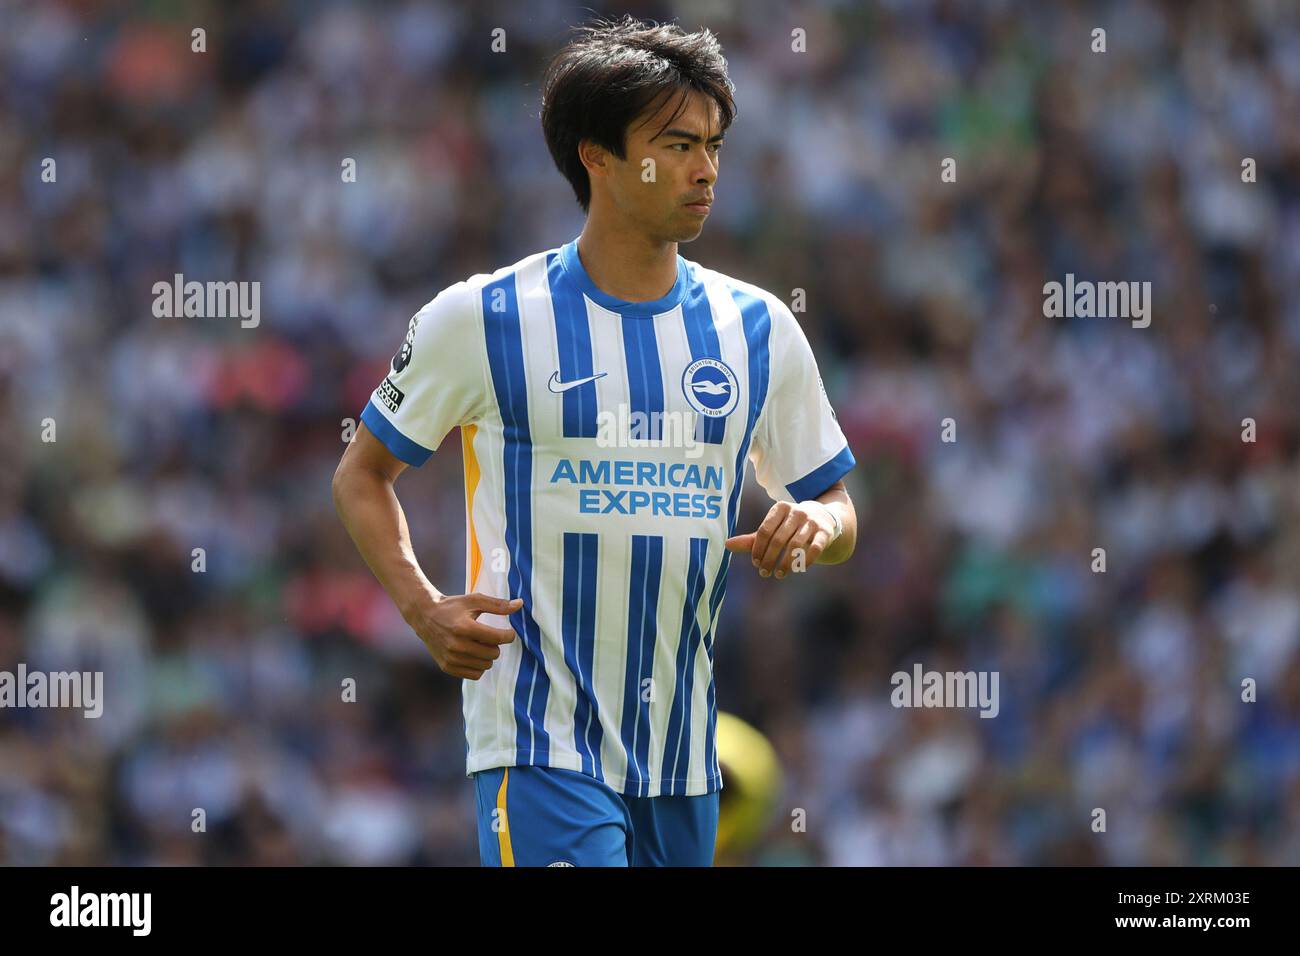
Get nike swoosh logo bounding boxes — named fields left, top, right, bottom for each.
left=547, top=370, right=608, bottom=393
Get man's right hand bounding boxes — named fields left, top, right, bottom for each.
left=404, top=592, right=523, bottom=680
left=334, top=424, right=522, bottom=681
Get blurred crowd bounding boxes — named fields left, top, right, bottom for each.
left=2, top=0, right=1300, bottom=865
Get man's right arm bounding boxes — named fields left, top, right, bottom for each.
left=332, top=422, right=520, bottom=680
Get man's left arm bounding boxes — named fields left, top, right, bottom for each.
left=730, top=294, right=858, bottom=578
left=724, top=478, right=857, bottom=578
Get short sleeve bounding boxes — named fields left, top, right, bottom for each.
left=748, top=299, right=856, bottom=502
left=359, top=282, right=486, bottom=466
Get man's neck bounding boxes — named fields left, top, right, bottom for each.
left=575, top=220, right=678, bottom=303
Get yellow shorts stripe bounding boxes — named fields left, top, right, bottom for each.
left=496, top=768, right=515, bottom=867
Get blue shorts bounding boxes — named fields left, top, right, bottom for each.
left=474, top=765, right=720, bottom=867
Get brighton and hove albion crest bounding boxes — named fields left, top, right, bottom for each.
left=681, top=358, right=739, bottom=419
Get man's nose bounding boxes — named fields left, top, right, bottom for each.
left=694, top=157, right=717, bottom=185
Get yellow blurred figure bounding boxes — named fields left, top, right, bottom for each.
left=713, top=712, right=784, bottom=865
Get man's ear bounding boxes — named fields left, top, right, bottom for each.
left=578, top=138, right=607, bottom=178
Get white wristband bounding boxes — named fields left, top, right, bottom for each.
left=825, top=504, right=843, bottom=542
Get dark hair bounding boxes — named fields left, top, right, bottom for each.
left=541, top=15, right=737, bottom=213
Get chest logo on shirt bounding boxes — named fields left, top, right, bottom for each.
left=548, top=370, right=608, bottom=393
left=682, top=358, right=739, bottom=419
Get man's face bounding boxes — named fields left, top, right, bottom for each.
left=585, top=89, right=723, bottom=242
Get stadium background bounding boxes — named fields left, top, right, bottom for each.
left=3, top=0, right=1300, bottom=865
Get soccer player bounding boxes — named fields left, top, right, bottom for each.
left=332, top=15, right=857, bottom=867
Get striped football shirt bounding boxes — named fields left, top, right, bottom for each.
left=360, top=235, right=855, bottom=796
